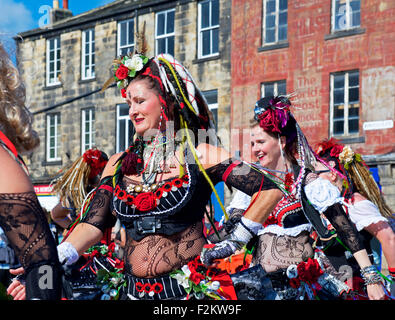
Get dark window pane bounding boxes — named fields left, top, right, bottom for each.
left=120, top=23, right=126, bottom=46
left=167, top=36, right=174, bottom=55
left=265, top=28, right=275, bottom=43
left=203, top=89, right=218, bottom=105
left=266, top=14, right=275, bottom=28
left=279, top=12, right=287, bottom=25
left=349, top=87, right=359, bottom=103
left=333, top=120, right=344, bottom=135
left=278, top=25, right=287, bottom=41
left=334, top=89, right=344, bottom=104
left=201, top=2, right=210, bottom=28
left=202, top=30, right=210, bottom=56
left=119, top=120, right=125, bottom=151
left=349, top=119, right=359, bottom=133
left=157, top=13, right=165, bottom=36
left=333, top=105, right=344, bottom=119
left=348, top=72, right=359, bottom=87
left=349, top=103, right=359, bottom=117
left=264, top=83, right=275, bottom=97
left=279, top=0, right=287, bottom=10
left=266, top=0, right=276, bottom=13
left=277, top=81, right=287, bottom=95
left=119, top=104, right=129, bottom=116
left=167, top=10, right=175, bottom=33
left=157, top=38, right=166, bottom=54
left=334, top=74, right=345, bottom=88
left=212, top=28, right=219, bottom=53
left=211, top=0, right=219, bottom=26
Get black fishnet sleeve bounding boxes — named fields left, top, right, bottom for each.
left=80, top=177, right=116, bottom=232
left=324, top=203, right=364, bottom=253
left=205, top=158, right=279, bottom=196
left=0, top=192, right=62, bottom=300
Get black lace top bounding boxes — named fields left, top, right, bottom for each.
left=0, top=143, right=62, bottom=299
left=81, top=157, right=280, bottom=277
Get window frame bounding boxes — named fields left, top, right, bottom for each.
left=116, top=104, right=134, bottom=153
left=46, top=37, right=61, bottom=86
left=329, top=70, right=360, bottom=137
left=260, top=80, right=287, bottom=98
left=331, top=0, right=361, bottom=33
left=197, top=0, right=220, bottom=59
left=117, top=18, right=135, bottom=56
left=155, top=8, right=175, bottom=56
left=262, top=0, right=288, bottom=46
left=81, top=107, right=95, bottom=153
left=81, top=28, right=95, bottom=80
left=46, top=113, right=61, bottom=162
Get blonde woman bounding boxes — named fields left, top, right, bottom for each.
left=0, top=43, right=61, bottom=300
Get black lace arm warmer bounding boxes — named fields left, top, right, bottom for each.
left=80, top=177, right=116, bottom=233
left=205, top=158, right=279, bottom=196
left=323, top=203, right=364, bottom=254
left=0, top=192, right=62, bottom=300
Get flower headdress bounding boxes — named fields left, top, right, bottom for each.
left=315, top=139, right=393, bottom=219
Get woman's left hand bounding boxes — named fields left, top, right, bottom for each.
left=7, top=267, right=26, bottom=300
left=200, top=240, right=238, bottom=266
left=366, top=283, right=386, bottom=300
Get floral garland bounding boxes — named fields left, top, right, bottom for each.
left=83, top=243, right=126, bottom=300
left=170, top=255, right=236, bottom=300
left=112, top=53, right=150, bottom=98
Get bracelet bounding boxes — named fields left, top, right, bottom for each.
left=361, top=266, right=382, bottom=285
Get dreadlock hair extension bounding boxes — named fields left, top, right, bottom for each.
left=347, top=160, right=393, bottom=219
left=51, top=155, right=90, bottom=211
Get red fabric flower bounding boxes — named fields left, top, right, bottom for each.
left=190, top=271, right=205, bottom=285
left=115, top=64, right=129, bottom=80
left=134, top=192, right=157, bottom=211
left=258, top=109, right=281, bottom=134
left=330, top=145, right=344, bottom=158
left=296, top=258, right=323, bottom=284
left=121, top=88, right=127, bottom=98
left=83, top=148, right=108, bottom=179
left=107, top=242, right=116, bottom=252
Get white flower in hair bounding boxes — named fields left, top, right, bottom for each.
left=125, top=54, right=144, bottom=71
left=338, top=145, right=354, bottom=165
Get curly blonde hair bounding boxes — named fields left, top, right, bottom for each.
left=0, top=43, right=39, bottom=154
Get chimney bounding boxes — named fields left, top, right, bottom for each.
left=51, top=0, right=72, bottom=23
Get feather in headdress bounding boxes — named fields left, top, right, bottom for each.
left=135, top=21, right=148, bottom=55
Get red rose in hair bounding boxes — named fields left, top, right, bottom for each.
left=115, top=64, right=129, bottom=80
left=330, top=145, right=344, bottom=158
left=121, top=88, right=127, bottom=98
left=134, top=192, right=157, bottom=211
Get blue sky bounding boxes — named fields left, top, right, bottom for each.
left=0, top=0, right=114, bottom=58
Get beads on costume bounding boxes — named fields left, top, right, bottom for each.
left=135, top=281, right=164, bottom=298
left=114, top=174, right=190, bottom=212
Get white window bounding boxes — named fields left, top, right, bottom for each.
left=155, top=9, right=175, bottom=56
left=332, top=0, right=360, bottom=32
left=116, top=104, right=134, bottom=153
left=262, top=0, right=288, bottom=45
left=81, top=108, right=95, bottom=152
left=46, top=113, right=61, bottom=162
left=82, top=29, right=95, bottom=80
left=117, top=19, right=135, bottom=56
left=330, top=70, right=360, bottom=137
left=46, top=37, right=61, bottom=86
left=198, top=0, right=219, bottom=58
left=261, top=80, right=286, bottom=97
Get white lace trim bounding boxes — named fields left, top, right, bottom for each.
left=257, top=223, right=312, bottom=237
left=304, top=178, right=344, bottom=213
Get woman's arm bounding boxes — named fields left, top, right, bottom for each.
left=50, top=202, right=73, bottom=229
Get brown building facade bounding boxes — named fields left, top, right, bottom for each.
left=230, top=0, right=395, bottom=209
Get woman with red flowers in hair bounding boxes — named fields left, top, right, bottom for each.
left=202, top=96, right=385, bottom=300
left=314, top=139, right=395, bottom=299
left=47, top=43, right=285, bottom=300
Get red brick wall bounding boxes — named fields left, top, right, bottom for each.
left=231, top=0, right=395, bottom=158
